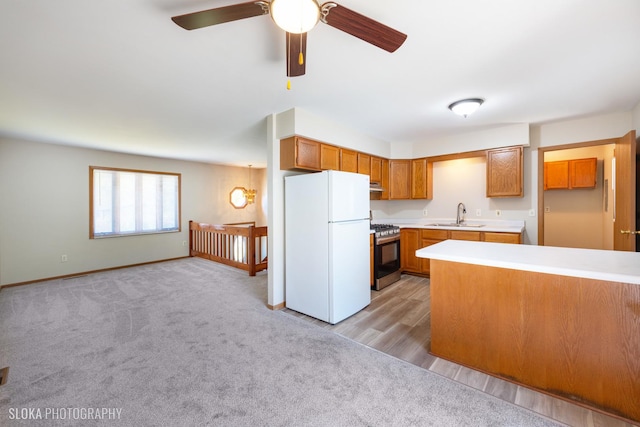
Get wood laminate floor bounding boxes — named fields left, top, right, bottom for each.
left=282, top=274, right=638, bottom=427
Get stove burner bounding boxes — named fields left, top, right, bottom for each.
left=371, top=223, right=400, bottom=239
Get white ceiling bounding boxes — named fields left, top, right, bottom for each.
left=1, top=1, right=639, bottom=168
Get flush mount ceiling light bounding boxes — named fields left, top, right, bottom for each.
left=270, top=0, right=320, bottom=34
left=448, top=98, right=485, bottom=118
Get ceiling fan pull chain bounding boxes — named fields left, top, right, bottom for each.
left=299, top=35, right=304, bottom=65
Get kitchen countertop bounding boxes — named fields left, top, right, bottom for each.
left=372, top=218, right=525, bottom=233
left=416, top=239, right=640, bottom=285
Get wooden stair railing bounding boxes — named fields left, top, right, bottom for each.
left=189, top=220, right=268, bottom=276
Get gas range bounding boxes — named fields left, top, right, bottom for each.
left=371, top=223, right=401, bottom=239
left=370, top=223, right=401, bottom=290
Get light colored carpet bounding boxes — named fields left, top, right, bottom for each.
left=0, top=257, right=560, bottom=426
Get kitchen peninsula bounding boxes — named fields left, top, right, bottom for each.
left=417, top=240, right=640, bottom=423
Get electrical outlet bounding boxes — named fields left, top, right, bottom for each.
left=475, top=209, right=481, bottom=216
left=545, top=206, right=551, bottom=213
left=495, top=210, right=501, bottom=217
left=182, top=241, right=188, bottom=246
left=529, top=209, right=536, bottom=217
left=422, top=208, right=428, bottom=217
left=61, top=254, right=68, bottom=262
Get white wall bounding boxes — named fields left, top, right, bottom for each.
left=536, top=111, right=633, bottom=147
left=410, top=123, right=530, bottom=157
left=0, top=137, right=266, bottom=286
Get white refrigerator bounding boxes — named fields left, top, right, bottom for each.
left=285, top=170, right=371, bottom=324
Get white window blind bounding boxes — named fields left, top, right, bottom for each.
left=90, top=167, right=180, bottom=238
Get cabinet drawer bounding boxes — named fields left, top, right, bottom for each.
left=450, top=230, right=481, bottom=241
left=421, top=229, right=448, bottom=240
left=483, top=232, right=521, bottom=244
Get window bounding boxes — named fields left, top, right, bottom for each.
left=90, top=166, right=181, bottom=238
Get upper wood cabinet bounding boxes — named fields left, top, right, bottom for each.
left=370, top=156, right=383, bottom=184
left=340, top=148, right=358, bottom=173
left=280, top=136, right=321, bottom=171
left=380, top=158, right=390, bottom=200
left=544, top=157, right=597, bottom=190
left=570, top=158, right=597, bottom=188
left=320, top=144, right=340, bottom=170
left=389, top=160, right=411, bottom=199
left=357, top=153, right=371, bottom=176
left=544, top=160, right=569, bottom=189
left=486, top=146, right=523, bottom=198
left=411, top=158, right=433, bottom=199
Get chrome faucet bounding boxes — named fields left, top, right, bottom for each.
left=456, top=203, right=466, bottom=225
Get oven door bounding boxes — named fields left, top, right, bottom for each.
left=373, top=235, right=401, bottom=290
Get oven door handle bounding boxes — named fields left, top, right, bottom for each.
left=375, top=234, right=400, bottom=245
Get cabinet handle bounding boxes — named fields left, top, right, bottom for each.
left=620, top=230, right=640, bottom=235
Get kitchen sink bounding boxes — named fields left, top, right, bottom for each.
left=426, top=223, right=485, bottom=228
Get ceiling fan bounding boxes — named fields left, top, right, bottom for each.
left=171, top=0, right=407, bottom=78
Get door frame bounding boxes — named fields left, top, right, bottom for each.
left=537, top=137, right=619, bottom=247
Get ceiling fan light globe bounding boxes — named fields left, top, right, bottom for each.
left=271, top=0, right=320, bottom=34
left=448, top=98, right=484, bottom=117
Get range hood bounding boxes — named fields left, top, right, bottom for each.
left=369, top=182, right=384, bottom=192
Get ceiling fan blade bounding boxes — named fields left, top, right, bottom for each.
left=171, top=1, right=269, bottom=30
left=321, top=3, right=407, bottom=52
left=286, top=32, right=307, bottom=77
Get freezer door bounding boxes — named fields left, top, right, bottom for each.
left=328, top=171, right=370, bottom=222
left=328, top=219, right=371, bottom=324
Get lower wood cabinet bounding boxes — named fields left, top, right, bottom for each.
left=402, top=228, right=523, bottom=276
left=400, top=229, right=421, bottom=273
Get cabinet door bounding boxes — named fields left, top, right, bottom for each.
left=486, top=146, right=523, bottom=197
left=295, top=137, right=321, bottom=170
left=280, top=136, right=321, bottom=171
left=370, top=156, right=382, bottom=184
left=544, top=160, right=569, bottom=190
left=570, top=158, right=597, bottom=188
left=400, top=228, right=421, bottom=273
left=411, top=158, right=432, bottom=199
left=358, top=153, right=371, bottom=176
left=420, top=239, right=443, bottom=275
left=340, top=149, right=358, bottom=173
left=483, top=232, right=522, bottom=244
left=380, top=158, right=390, bottom=200
left=320, top=144, right=340, bottom=170
left=389, top=160, right=411, bottom=200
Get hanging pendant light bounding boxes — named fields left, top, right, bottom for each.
left=242, top=165, right=257, bottom=205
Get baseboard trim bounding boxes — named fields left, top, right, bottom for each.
left=0, top=256, right=190, bottom=289
left=268, top=301, right=285, bottom=311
